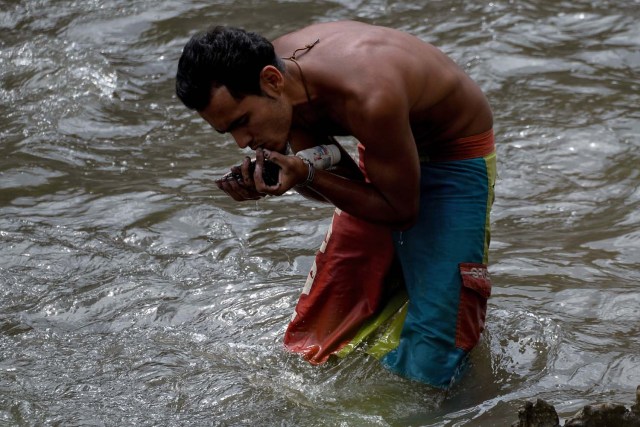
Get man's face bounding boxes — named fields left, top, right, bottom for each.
left=199, top=85, right=291, bottom=153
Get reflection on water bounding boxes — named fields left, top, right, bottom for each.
left=1, top=0, right=639, bottom=425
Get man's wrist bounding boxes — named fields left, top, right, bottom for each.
left=296, top=158, right=315, bottom=188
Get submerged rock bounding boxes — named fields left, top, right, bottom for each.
left=513, top=386, right=640, bottom=427
left=564, top=402, right=634, bottom=426
left=512, top=399, right=560, bottom=427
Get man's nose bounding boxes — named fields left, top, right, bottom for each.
left=232, top=130, right=252, bottom=149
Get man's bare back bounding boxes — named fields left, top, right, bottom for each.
left=273, top=21, right=493, bottom=151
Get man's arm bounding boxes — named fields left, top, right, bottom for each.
left=215, top=132, right=365, bottom=203
left=257, top=89, right=421, bottom=229
left=288, top=130, right=365, bottom=202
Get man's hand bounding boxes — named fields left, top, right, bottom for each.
left=215, top=156, right=265, bottom=201
left=253, top=148, right=307, bottom=196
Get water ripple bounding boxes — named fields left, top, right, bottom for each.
left=1, top=0, right=639, bottom=425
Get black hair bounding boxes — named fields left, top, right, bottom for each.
left=176, top=26, right=283, bottom=111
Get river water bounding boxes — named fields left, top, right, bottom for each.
left=1, top=0, right=639, bottom=426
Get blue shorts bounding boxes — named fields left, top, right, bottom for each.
left=380, top=151, right=497, bottom=387
left=284, top=132, right=496, bottom=389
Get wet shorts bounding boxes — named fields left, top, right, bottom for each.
left=284, top=130, right=497, bottom=388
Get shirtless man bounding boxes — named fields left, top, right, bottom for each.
left=176, top=21, right=496, bottom=388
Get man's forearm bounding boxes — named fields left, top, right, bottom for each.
left=307, top=169, right=415, bottom=229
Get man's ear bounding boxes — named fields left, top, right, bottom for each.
left=259, top=65, right=284, bottom=97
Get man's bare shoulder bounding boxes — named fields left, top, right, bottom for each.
left=273, top=22, right=491, bottom=139
left=275, top=22, right=451, bottom=110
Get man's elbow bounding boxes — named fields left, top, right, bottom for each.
left=397, top=215, right=418, bottom=231
left=393, top=204, right=419, bottom=231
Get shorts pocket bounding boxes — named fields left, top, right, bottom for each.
left=455, top=263, right=492, bottom=352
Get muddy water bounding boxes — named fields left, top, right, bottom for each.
left=1, top=0, right=639, bottom=425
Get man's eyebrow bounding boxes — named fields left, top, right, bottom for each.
left=215, top=115, right=246, bottom=134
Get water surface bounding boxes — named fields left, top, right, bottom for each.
left=1, top=0, right=639, bottom=425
